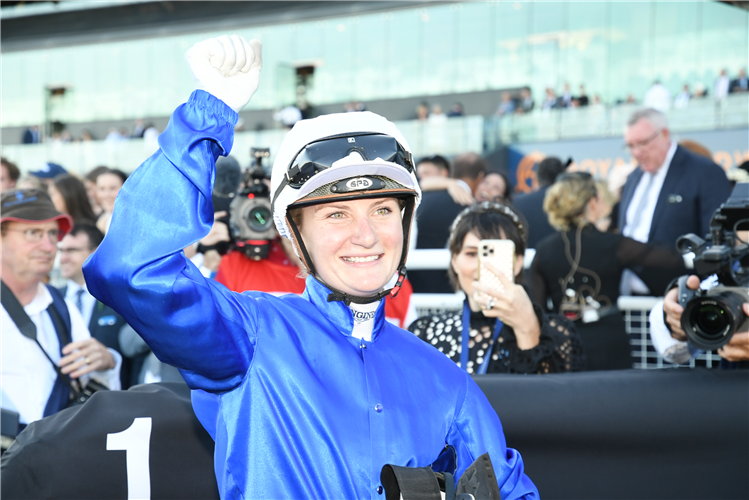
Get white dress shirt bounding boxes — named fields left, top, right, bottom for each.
left=715, top=75, right=730, bottom=100
left=1, top=283, right=121, bottom=425
left=64, top=280, right=96, bottom=327
left=621, top=141, right=677, bottom=294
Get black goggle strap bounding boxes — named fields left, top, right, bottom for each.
left=280, top=133, right=415, bottom=192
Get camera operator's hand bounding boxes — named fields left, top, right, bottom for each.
left=664, top=275, right=701, bottom=341
left=718, top=307, right=749, bottom=362
left=185, top=35, right=262, bottom=113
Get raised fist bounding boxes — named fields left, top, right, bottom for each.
left=185, top=35, right=262, bottom=113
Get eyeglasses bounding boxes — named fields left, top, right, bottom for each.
left=623, top=130, right=662, bottom=152
left=5, top=228, right=60, bottom=243
left=285, top=133, right=414, bottom=189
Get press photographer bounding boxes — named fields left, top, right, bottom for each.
left=649, top=182, right=749, bottom=367
left=214, top=147, right=308, bottom=294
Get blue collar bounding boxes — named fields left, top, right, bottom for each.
left=302, top=276, right=387, bottom=341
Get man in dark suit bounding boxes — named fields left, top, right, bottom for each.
left=513, top=157, right=568, bottom=249
left=58, top=223, right=136, bottom=387
left=409, top=153, right=486, bottom=293
left=729, top=68, right=748, bottom=93
left=21, top=125, right=40, bottom=144
left=618, top=108, right=732, bottom=295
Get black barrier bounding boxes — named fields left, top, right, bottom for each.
left=476, top=369, right=749, bottom=500
left=2, top=371, right=747, bottom=499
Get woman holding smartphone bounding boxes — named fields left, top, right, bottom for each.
left=409, top=201, right=585, bottom=374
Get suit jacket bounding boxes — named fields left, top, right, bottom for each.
left=513, top=185, right=555, bottom=249
left=58, top=286, right=126, bottom=353
left=409, top=189, right=465, bottom=293
left=729, top=77, right=749, bottom=93
left=618, top=145, right=732, bottom=249
left=22, top=129, right=38, bottom=144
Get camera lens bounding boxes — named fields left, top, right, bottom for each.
left=683, top=292, right=745, bottom=351
left=246, top=205, right=272, bottom=232
left=691, top=303, right=729, bottom=339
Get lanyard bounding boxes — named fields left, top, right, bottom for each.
left=460, top=302, right=504, bottom=375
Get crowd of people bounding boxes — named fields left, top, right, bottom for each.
left=643, top=67, right=748, bottom=112
left=408, top=106, right=746, bottom=373
left=20, top=119, right=160, bottom=145
left=1, top=32, right=747, bottom=500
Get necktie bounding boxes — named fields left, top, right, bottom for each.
left=75, top=288, right=85, bottom=314
left=628, top=173, right=656, bottom=237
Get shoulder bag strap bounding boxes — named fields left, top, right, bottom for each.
left=1, top=281, right=83, bottom=410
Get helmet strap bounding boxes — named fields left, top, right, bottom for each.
left=326, top=267, right=408, bottom=305
left=286, top=213, right=318, bottom=277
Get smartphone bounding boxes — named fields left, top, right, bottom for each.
left=478, top=239, right=515, bottom=293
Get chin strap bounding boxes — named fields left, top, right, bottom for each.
left=327, top=267, right=408, bottom=305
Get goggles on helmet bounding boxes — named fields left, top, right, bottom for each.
left=285, top=133, right=414, bottom=189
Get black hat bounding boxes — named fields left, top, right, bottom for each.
left=1, top=188, right=73, bottom=237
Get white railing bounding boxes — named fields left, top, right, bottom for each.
left=486, top=93, right=749, bottom=147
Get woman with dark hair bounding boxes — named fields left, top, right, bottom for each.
left=529, top=172, right=686, bottom=370
left=95, top=168, right=128, bottom=234
left=49, top=174, right=97, bottom=223
left=475, top=170, right=513, bottom=203
left=84, top=165, right=110, bottom=217
left=409, top=201, right=584, bottom=374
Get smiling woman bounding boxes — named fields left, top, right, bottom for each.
left=295, top=197, right=403, bottom=297
left=83, top=35, right=540, bottom=500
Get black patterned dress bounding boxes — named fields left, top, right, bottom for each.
left=408, top=302, right=585, bottom=374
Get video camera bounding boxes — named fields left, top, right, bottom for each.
left=229, top=148, right=276, bottom=260
left=675, top=182, right=749, bottom=351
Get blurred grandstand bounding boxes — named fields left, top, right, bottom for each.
left=2, top=0, right=747, bottom=182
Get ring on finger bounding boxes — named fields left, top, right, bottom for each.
left=84, top=356, right=91, bottom=364
left=486, top=298, right=496, bottom=311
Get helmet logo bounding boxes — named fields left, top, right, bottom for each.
left=347, top=138, right=356, bottom=143
left=330, top=176, right=385, bottom=193
left=346, top=177, right=373, bottom=190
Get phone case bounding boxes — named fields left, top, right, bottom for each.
left=478, top=239, right=515, bottom=293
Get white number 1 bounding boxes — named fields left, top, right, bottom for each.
left=107, top=417, right=153, bottom=500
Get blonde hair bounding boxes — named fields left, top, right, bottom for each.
left=543, top=173, right=597, bottom=231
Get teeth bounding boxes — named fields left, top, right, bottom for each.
left=343, top=255, right=381, bottom=263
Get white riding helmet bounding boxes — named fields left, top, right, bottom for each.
left=270, top=111, right=422, bottom=303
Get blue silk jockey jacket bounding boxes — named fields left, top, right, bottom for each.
left=84, top=90, right=539, bottom=500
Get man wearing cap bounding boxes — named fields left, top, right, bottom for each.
left=1, top=189, right=121, bottom=430
left=28, top=162, right=67, bottom=187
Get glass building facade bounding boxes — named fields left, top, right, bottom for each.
left=2, top=1, right=748, bottom=128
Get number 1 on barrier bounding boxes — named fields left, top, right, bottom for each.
left=107, top=417, right=153, bottom=500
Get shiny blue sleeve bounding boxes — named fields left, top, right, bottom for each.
left=448, top=377, right=539, bottom=500
left=83, top=90, right=255, bottom=392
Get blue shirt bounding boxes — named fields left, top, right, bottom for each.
left=84, top=90, right=538, bottom=500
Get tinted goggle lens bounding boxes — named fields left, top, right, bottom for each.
left=287, top=134, right=413, bottom=189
